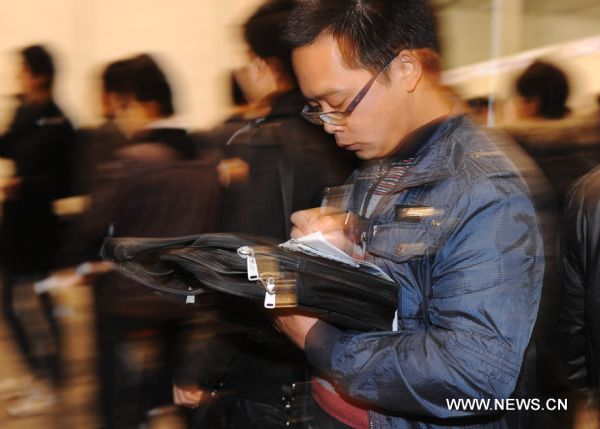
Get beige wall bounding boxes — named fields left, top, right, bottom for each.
left=439, top=7, right=493, bottom=69
left=440, top=4, right=600, bottom=69
left=0, top=0, right=263, bottom=131
left=524, top=13, right=600, bottom=51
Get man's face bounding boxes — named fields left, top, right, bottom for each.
left=112, top=95, right=146, bottom=137
left=292, top=34, right=413, bottom=160
left=18, top=64, right=43, bottom=100
left=234, top=52, right=278, bottom=104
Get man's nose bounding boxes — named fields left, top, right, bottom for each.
left=323, top=122, right=343, bottom=135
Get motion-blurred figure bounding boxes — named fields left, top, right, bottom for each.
left=72, top=60, right=130, bottom=197
left=560, top=166, right=600, bottom=429
left=514, top=60, right=570, bottom=121
left=504, top=60, right=600, bottom=429
left=174, top=2, right=354, bottom=428
left=505, top=60, right=600, bottom=207
left=0, top=44, right=75, bottom=417
left=80, top=54, right=220, bottom=429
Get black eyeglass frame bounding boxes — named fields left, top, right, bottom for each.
left=300, top=53, right=399, bottom=126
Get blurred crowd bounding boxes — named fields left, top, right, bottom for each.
left=0, top=1, right=598, bottom=429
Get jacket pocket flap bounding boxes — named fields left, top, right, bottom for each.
left=367, top=223, right=429, bottom=263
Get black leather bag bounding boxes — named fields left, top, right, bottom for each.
left=100, top=233, right=398, bottom=331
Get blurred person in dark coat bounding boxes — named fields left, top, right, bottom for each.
left=70, top=60, right=130, bottom=197
left=505, top=65, right=600, bottom=423
left=0, top=44, right=74, bottom=417
left=559, top=163, right=600, bottom=428
left=173, top=2, right=355, bottom=428
left=80, top=54, right=221, bottom=429
left=210, top=2, right=356, bottom=239
left=505, top=60, right=600, bottom=208
left=557, top=87, right=600, bottom=429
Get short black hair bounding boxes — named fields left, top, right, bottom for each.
left=285, top=0, right=440, bottom=75
left=243, top=0, right=296, bottom=79
left=107, top=54, right=175, bottom=116
left=21, top=45, right=55, bottom=90
left=516, top=60, right=570, bottom=120
left=101, top=59, right=131, bottom=95
left=467, top=96, right=490, bottom=112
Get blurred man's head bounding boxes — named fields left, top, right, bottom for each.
left=515, top=60, right=570, bottom=120
left=285, top=0, right=449, bottom=160
left=100, top=59, right=130, bottom=120
left=19, top=45, right=55, bottom=102
left=234, top=1, right=296, bottom=104
left=466, top=96, right=491, bottom=126
left=104, top=54, right=175, bottom=136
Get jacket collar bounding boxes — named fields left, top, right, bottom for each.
left=389, top=114, right=468, bottom=189
left=264, top=89, right=305, bottom=120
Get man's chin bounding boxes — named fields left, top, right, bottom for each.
left=354, top=149, right=372, bottom=160
left=337, top=140, right=376, bottom=160
left=349, top=144, right=374, bottom=160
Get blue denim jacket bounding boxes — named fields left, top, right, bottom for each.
left=305, top=115, right=544, bottom=428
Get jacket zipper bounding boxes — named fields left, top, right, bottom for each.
left=359, top=160, right=387, bottom=219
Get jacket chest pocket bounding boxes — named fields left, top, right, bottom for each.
left=366, top=221, right=431, bottom=263
left=366, top=216, right=440, bottom=326
left=365, top=202, right=446, bottom=261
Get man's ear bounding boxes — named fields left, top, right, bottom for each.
left=394, top=50, right=423, bottom=93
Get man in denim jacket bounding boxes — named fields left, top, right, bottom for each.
left=274, top=1, right=544, bottom=428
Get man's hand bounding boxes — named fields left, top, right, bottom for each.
left=217, top=157, right=250, bottom=187
left=290, top=207, right=355, bottom=251
left=173, top=384, right=207, bottom=409
left=274, top=310, right=320, bottom=350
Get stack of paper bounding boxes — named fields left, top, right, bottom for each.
left=279, top=232, right=393, bottom=281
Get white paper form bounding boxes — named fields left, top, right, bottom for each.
left=279, top=231, right=393, bottom=281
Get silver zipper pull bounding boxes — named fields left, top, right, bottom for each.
left=237, top=246, right=259, bottom=281
left=264, top=278, right=276, bottom=309
left=186, top=287, right=196, bottom=304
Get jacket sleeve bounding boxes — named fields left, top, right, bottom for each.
left=558, top=174, right=600, bottom=389
left=20, top=126, right=74, bottom=201
left=305, top=178, right=544, bottom=418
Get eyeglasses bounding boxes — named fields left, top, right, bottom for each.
left=300, top=53, right=398, bottom=127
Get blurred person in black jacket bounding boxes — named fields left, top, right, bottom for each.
left=560, top=164, right=600, bottom=427
left=505, top=60, right=600, bottom=208
left=173, top=2, right=355, bottom=428
left=71, top=60, right=130, bottom=197
left=0, top=44, right=75, bottom=417
left=514, top=60, right=570, bottom=121
left=506, top=59, right=600, bottom=429
left=80, top=54, right=221, bottom=429
left=55, top=60, right=131, bottom=268
left=559, top=90, right=600, bottom=422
